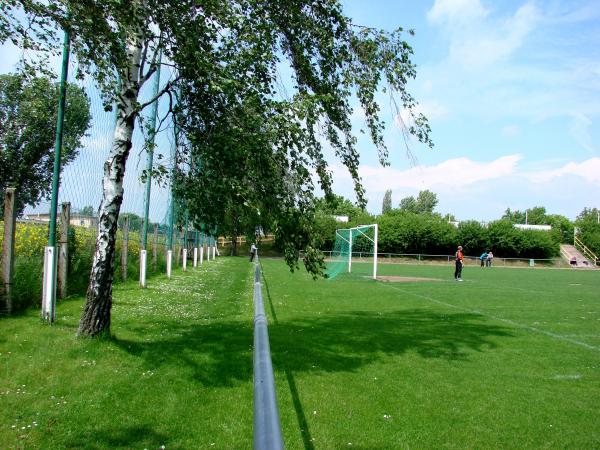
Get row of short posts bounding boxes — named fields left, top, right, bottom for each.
left=0, top=186, right=219, bottom=316
left=138, top=228, right=217, bottom=288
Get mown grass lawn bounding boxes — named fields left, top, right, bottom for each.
left=2, top=257, right=600, bottom=449
left=261, top=259, right=600, bottom=449
left=1, top=257, right=255, bottom=450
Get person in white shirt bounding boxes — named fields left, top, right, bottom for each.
left=486, top=250, right=494, bottom=267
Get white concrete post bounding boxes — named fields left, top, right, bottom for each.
left=166, top=250, right=172, bottom=279
left=42, top=246, right=57, bottom=322
left=200, top=246, right=204, bottom=264
left=373, top=224, right=378, bottom=280
left=182, top=248, right=188, bottom=272
left=193, top=247, right=198, bottom=268
left=139, top=250, right=147, bottom=288
left=348, top=229, right=353, bottom=273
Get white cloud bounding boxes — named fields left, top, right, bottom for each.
left=568, top=113, right=596, bottom=154
left=421, top=79, right=434, bottom=94
left=326, top=153, right=599, bottom=220
left=417, top=100, right=449, bottom=121
left=418, top=1, right=600, bottom=123
left=445, top=2, right=540, bottom=68
left=332, top=154, right=522, bottom=193
left=527, top=157, right=600, bottom=184
left=427, top=0, right=488, bottom=26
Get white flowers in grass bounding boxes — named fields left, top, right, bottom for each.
left=10, top=420, right=37, bottom=430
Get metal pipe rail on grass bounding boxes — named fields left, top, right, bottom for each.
left=253, top=254, right=284, bottom=450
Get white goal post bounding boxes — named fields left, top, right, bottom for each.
left=328, top=223, right=378, bottom=280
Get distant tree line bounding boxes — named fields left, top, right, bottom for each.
left=311, top=190, right=598, bottom=259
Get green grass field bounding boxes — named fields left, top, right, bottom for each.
left=1, top=257, right=599, bottom=449
left=264, top=259, right=600, bottom=449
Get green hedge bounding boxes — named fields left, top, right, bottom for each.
left=317, top=214, right=560, bottom=259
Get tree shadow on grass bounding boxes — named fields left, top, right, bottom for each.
left=110, top=292, right=513, bottom=450
left=112, top=307, right=513, bottom=387
left=64, top=424, right=170, bottom=450
left=269, top=308, right=511, bottom=369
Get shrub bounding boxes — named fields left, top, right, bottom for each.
left=377, top=211, right=457, bottom=254
left=0, top=221, right=170, bottom=312
left=457, top=221, right=489, bottom=254
left=487, top=220, right=558, bottom=258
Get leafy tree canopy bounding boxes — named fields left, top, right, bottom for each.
left=79, top=205, right=95, bottom=216
left=0, top=72, right=90, bottom=214
left=117, top=212, right=143, bottom=233
left=502, top=206, right=547, bottom=225
left=576, top=207, right=600, bottom=226
left=398, top=189, right=438, bottom=215
left=575, top=207, right=600, bottom=255
left=381, top=189, right=392, bottom=214
left=314, top=195, right=363, bottom=218
left=170, top=1, right=433, bottom=275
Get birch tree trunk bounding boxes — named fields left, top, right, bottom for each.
left=78, top=24, right=145, bottom=337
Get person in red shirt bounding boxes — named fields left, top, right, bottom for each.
left=455, top=245, right=464, bottom=281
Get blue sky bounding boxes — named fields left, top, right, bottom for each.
left=1, top=0, right=599, bottom=222
left=333, top=0, right=600, bottom=220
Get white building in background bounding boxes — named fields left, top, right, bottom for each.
left=513, top=224, right=552, bottom=231
left=21, top=212, right=99, bottom=229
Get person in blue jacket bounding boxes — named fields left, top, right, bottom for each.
left=480, top=251, right=488, bottom=267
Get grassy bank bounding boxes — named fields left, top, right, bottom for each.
left=1, top=257, right=254, bottom=449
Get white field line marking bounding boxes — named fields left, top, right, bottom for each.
left=433, top=278, right=592, bottom=300
left=380, top=283, right=600, bottom=353
left=438, top=278, right=564, bottom=297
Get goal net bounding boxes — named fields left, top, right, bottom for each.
left=326, top=224, right=378, bottom=280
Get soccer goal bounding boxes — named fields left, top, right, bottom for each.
left=326, top=224, right=378, bottom=280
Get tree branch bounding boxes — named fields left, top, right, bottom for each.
left=140, top=35, right=163, bottom=84
left=136, top=76, right=180, bottom=112
left=138, top=38, right=151, bottom=81
left=155, top=89, right=174, bottom=134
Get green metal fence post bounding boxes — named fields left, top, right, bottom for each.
left=141, top=51, right=162, bottom=250
left=43, top=24, right=70, bottom=323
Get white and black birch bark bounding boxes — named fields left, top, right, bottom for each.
left=78, top=22, right=146, bottom=337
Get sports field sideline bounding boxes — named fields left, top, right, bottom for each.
left=261, top=258, right=600, bottom=449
